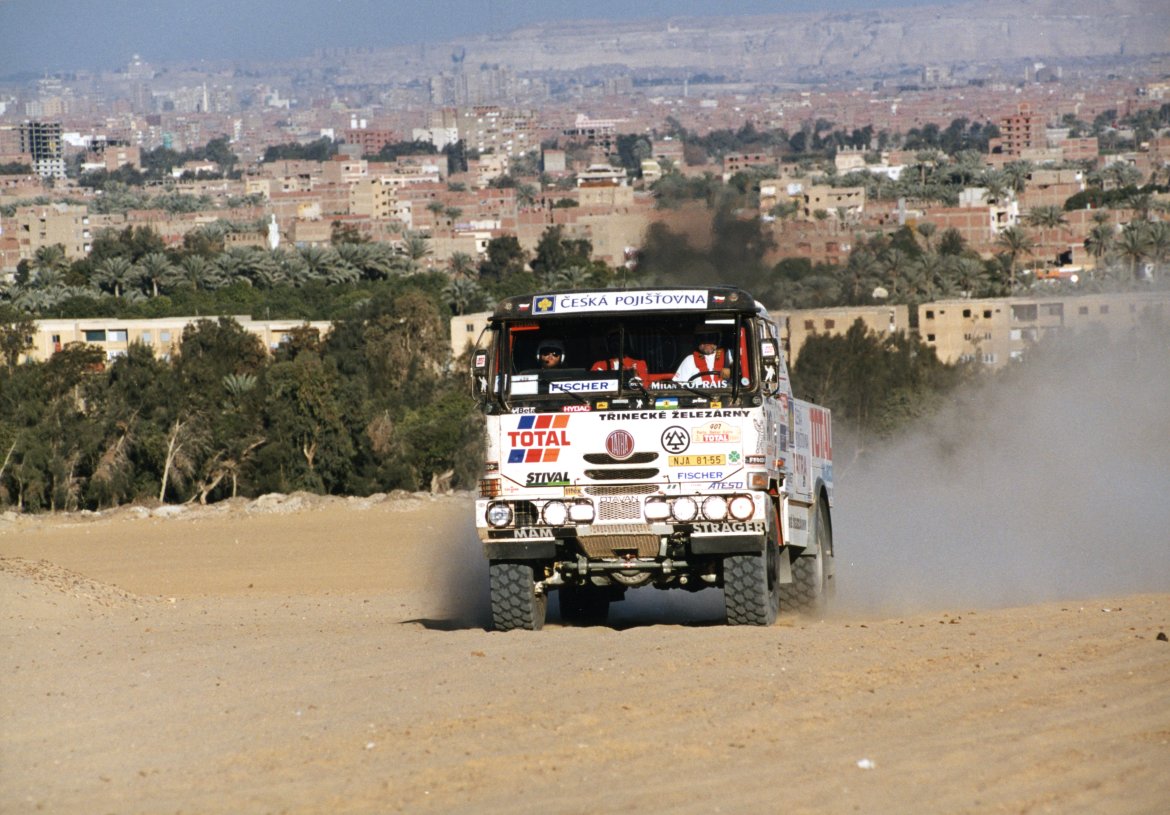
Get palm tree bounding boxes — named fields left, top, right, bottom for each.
left=31, top=244, right=68, bottom=284
left=1085, top=223, right=1115, bottom=270
left=1115, top=222, right=1151, bottom=280
left=1144, top=221, right=1170, bottom=278
left=93, top=256, right=137, bottom=298
left=135, top=252, right=174, bottom=297
left=172, top=255, right=221, bottom=291
left=400, top=232, right=432, bottom=273
left=1025, top=205, right=1067, bottom=230
left=447, top=251, right=477, bottom=281
left=444, top=277, right=483, bottom=316
left=994, top=226, right=1035, bottom=293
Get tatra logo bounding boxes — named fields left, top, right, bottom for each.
left=606, top=429, right=635, bottom=460
left=661, top=425, right=690, bottom=454
left=526, top=471, right=569, bottom=487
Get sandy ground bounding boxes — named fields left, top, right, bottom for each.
left=2, top=492, right=1168, bottom=815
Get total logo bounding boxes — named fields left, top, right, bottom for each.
left=508, top=414, right=570, bottom=463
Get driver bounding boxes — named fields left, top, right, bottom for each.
left=536, top=339, right=565, bottom=369
left=674, top=328, right=732, bottom=385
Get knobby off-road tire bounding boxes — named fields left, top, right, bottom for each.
left=780, top=499, right=833, bottom=615
left=723, top=514, right=781, bottom=626
left=558, top=583, right=611, bottom=625
left=489, top=562, right=547, bottom=631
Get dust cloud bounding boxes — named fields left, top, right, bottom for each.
left=833, top=325, right=1170, bottom=615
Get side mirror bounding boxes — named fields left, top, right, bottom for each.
left=759, top=340, right=780, bottom=395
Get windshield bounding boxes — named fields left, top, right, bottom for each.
left=492, top=314, right=755, bottom=404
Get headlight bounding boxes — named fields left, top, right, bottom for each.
left=541, top=500, right=568, bottom=526
left=644, top=497, right=671, bottom=521
left=701, top=495, right=728, bottom=521
left=728, top=494, right=755, bottom=521
left=671, top=496, right=698, bottom=523
left=568, top=501, right=595, bottom=523
left=486, top=502, right=513, bottom=528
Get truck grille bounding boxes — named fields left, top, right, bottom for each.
left=585, top=485, right=658, bottom=497
left=585, top=468, right=659, bottom=481
left=597, top=498, right=642, bottom=521
left=579, top=533, right=659, bottom=559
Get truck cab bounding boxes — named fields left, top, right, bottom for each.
left=471, top=286, right=834, bottom=629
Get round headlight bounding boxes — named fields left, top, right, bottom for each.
left=702, top=495, right=728, bottom=521
left=644, top=497, right=671, bottom=522
left=568, top=501, right=595, bottom=523
left=542, top=500, right=568, bottom=526
left=728, top=494, right=755, bottom=521
left=672, top=496, right=698, bottom=523
left=486, top=502, right=513, bottom=528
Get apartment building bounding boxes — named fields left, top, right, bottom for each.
left=17, top=121, right=66, bottom=180
left=20, top=316, right=334, bottom=365
left=919, top=291, right=1170, bottom=368
left=7, top=203, right=92, bottom=261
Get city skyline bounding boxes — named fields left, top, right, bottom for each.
left=2, top=0, right=962, bottom=76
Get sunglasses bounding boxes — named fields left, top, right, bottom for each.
left=538, top=348, right=563, bottom=356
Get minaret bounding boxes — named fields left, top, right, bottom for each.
left=267, top=214, right=280, bottom=250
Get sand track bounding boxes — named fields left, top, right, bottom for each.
left=2, top=494, right=1168, bottom=814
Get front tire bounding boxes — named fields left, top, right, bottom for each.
left=723, top=513, right=781, bottom=626
left=489, top=562, right=547, bottom=631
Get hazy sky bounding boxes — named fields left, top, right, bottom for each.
left=1, top=0, right=960, bottom=77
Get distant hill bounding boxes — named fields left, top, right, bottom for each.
left=383, top=0, right=1168, bottom=81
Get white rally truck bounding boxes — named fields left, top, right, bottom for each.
left=471, top=286, right=834, bottom=629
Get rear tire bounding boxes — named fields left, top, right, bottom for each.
left=781, top=498, right=833, bottom=615
left=489, top=562, right=547, bottom=631
left=723, top=512, right=781, bottom=626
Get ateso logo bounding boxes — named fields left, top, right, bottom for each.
left=526, top=471, right=570, bottom=487
left=605, top=429, right=635, bottom=460
left=661, top=425, right=690, bottom=454
left=508, top=414, right=570, bottom=464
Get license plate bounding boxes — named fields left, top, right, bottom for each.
left=668, top=454, right=726, bottom=467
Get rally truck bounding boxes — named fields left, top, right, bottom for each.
left=471, top=286, right=834, bottom=630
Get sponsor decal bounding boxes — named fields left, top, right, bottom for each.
left=789, top=517, right=807, bottom=530
left=562, top=404, right=591, bottom=412
left=708, top=481, right=744, bottom=490
left=595, top=401, right=609, bottom=409
left=728, top=451, right=741, bottom=463
left=810, top=406, right=833, bottom=460
left=511, top=406, right=536, bottom=414
left=669, top=453, right=726, bottom=467
left=511, top=374, right=538, bottom=395
left=474, top=352, right=487, bottom=367
left=605, top=429, right=635, bottom=460
left=709, top=401, right=722, bottom=409
left=563, top=486, right=583, bottom=497
left=692, top=520, right=765, bottom=534
left=694, top=421, right=741, bottom=444
left=514, top=526, right=554, bottom=538
left=675, top=470, right=724, bottom=480
left=655, top=397, right=679, bottom=409
left=599, top=410, right=750, bottom=421
left=526, top=471, right=570, bottom=487
left=484, top=461, right=499, bottom=472
left=551, top=379, right=617, bottom=393
left=661, top=425, right=690, bottom=454
left=508, top=414, right=570, bottom=463
left=530, top=290, right=709, bottom=315
left=745, top=455, right=766, bottom=465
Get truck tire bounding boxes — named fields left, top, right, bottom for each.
left=489, top=562, right=547, bottom=631
left=558, top=584, right=610, bottom=625
left=723, top=514, right=781, bottom=626
left=781, top=499, right=833, bottom=615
